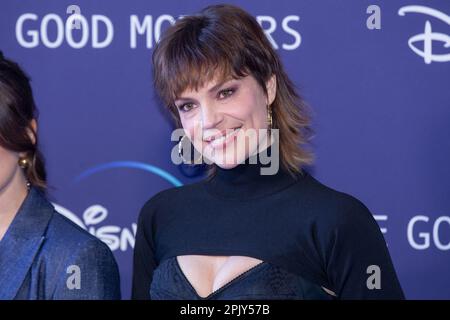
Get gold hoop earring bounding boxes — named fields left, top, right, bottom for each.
left=178, top=135, right=203, bottom=164
left=267, top=104, right=273, bottom=131
left=18, top=157, right=29, bottom=169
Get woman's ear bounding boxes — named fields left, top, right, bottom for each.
left=266, top=74, right=277, bottom=106
left=27, top=119, right=37, bottom=145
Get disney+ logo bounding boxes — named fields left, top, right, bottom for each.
left=398, top=5, right=450, bottom=64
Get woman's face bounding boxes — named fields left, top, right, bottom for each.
left=175, top=74, right=276, bottom=169
left=0, top=145, right=21, bottom=193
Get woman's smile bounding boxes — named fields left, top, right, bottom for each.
left=204, top=126, right=242, bottom=150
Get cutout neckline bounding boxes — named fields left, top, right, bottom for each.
left=174, top=256, right=267, bottom=299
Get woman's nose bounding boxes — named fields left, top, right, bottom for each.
left=200, top=105, right=221, bottom=129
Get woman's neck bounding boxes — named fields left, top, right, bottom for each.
left=204, top=143, right=305, bottom=200
left=0, top=168, right=28, bottom=241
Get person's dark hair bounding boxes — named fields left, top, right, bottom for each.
left=0, top=51, right=46, bottom=190
left=152, top=4, right=315, bottom=177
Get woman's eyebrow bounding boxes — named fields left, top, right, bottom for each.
left=207, top=77, right=234, bottom=94
left=176, top=78, right=234, bottom=102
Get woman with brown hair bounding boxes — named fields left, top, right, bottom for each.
left=0, top=52, right=121, bottom=299
left=132, top=4, right=404, bottom=300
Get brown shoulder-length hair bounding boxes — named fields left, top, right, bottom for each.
left=152, top=4, right=315, bottom=178
left=0, top=51, right=46, bottom=190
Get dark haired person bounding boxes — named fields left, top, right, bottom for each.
left=132, top=5, right=404, bottom=300
left=0, top=52, right=121, bottom=300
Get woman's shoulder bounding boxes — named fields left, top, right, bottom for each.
left=41, top=211, right=121, bottom=299
left=47, top=210, right=111, bottom=250
left=298, top=171, right=376, bottom=229
left=297, top=173, right=403, bottom=299
left=40, top=210, right=119, bottom=275
left=33, top=195, right=119, bottom=285
left=138, top=180, right=205, bottom=220
left=25, top=188, right=112, bottom=255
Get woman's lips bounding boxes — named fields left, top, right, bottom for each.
left=206, top=127, right=242, bottom=149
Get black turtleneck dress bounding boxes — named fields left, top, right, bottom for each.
left=131, top=149, right=405, bottom=300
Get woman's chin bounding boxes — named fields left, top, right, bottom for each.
left=213, top=161, right=240, bottom=170
left=204, top=151, right=247, bottom=169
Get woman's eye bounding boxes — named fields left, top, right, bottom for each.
left=218, top=88, right=235, bottom=99
left=177, top=88, right=235, bottom=112
left=178, top=103, right=194, bottom=112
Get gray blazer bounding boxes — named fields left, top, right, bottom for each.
left=0, top=187, right=121, bottom=299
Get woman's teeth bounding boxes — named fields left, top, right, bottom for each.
left=209, top=127, right=241, bottom=147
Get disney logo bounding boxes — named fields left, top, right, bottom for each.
left=398, top=5, right=450, bottom=64
left=53, top=203, right=137, bottom=252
